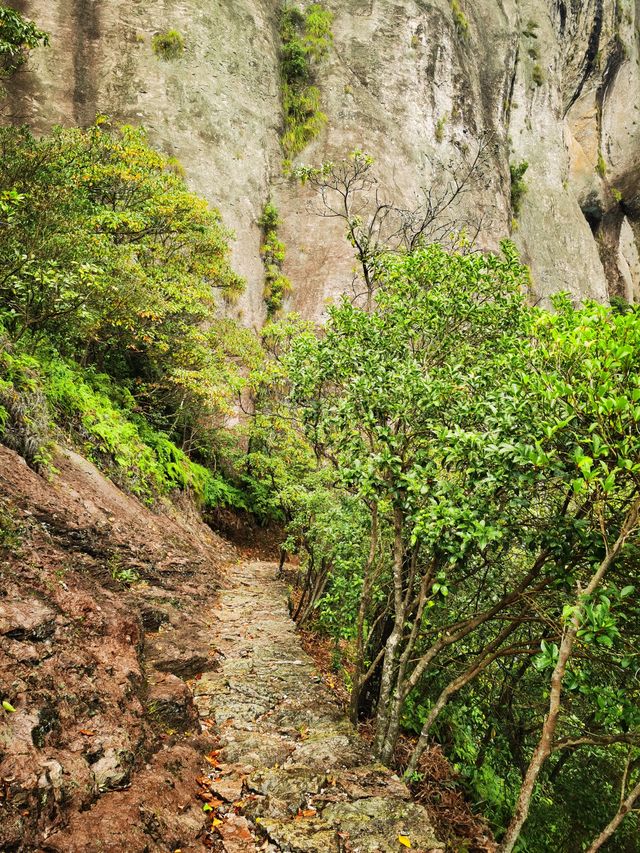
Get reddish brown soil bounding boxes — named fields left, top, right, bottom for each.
left=0, top=444, right=236, bottom=852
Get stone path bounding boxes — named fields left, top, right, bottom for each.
left=194, top=561, right=443, bottom=853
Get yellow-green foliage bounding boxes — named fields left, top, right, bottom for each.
left=450, top=0, right=469, bottom=37
left=596, top=149, right=607, bottom=177
left=279, top=3, right=333, bottom=159
left=0, top=120, right=259, bottom=508
left=259, top=200, right=292, bottom=317
left=532, top=63, right=545, bottom=86
left=152, top=29, right=185, bottom=59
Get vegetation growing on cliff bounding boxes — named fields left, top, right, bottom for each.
left=0, top=4, right=48, bottom=78
left=151, top=29, right=185, bottom=60
left=450, top=0, right=470, bottom=38
left=509, top=160, right=529, bottom=216
left=0, top=118, right=252, bottom=507
left=279, top=2, right=333, bottom=162
left=258, top=200, right=292, bottom=317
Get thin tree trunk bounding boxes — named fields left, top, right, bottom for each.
left=298, top=559, right=329, bottom=626
left=499, top=495, right=640, bottom=853
left=373, top=508, right=406, bottom=759
left=350, top=504, right=379, bottom=723
left=379, top=556, right=435, bottom=758
left=406, top=621, right=521, bottom=775
left=292, top=554, right=313, bottom=622
left=585, top=778, right=640, bottom=852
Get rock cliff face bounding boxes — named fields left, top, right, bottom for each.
left=7, top=0, right=640, bottom=322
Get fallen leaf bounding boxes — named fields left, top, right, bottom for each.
left=211, top=817, right=223, bottom=827
left=202, top=803, right=213, bottom=813
left=297, top=808, right=317, bottom=818
left=2, top=701, right=16, bottom=713
left=398, top=836, right=412, bottom=848
left=79, top=729, right=95, bottom=736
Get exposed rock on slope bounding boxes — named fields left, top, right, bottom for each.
left=194, top=560, right=443, bottom=852
left=0, top=444, right=235, bottom=851
left=6, top=0, right=640, bottom=316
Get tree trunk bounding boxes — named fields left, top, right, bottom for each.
left=381, top=555, right=435, bottom=761
left=498, top=495, right=640, bottom=853
left=350, top=504, right=379, bottom=723
left=373, top=508, right=406, bottom=760
left=585, top=778, right=640, bottom=853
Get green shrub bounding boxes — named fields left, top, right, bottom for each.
left=596, top=149, right=607, bottom=177
left=450, top=0, right=469, bottom=37
left=152, top=29, right=185, bottom=60
left=0, top=6, right=48, bottom=78
left=509, top=161, right=529, bottom=216
left=279, top=4, right=333, bottom=159
left=532, top=63, right=545, bottom=85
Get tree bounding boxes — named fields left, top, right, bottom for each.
left=0, top=120, right=246, bottom=452
left=287, top=242, right=537, bottom=752
left=295, top=143, right=493, bottom=309
left=0, top=4, right=48, bottom=81
left=497, top=298, right=640, bottom=852
left=283, top=246, right=640, bottom=850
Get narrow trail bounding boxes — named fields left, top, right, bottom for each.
left=194, top=560, right=443, bottom=853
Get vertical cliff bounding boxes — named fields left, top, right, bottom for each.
left=7, top=0, right=640, bottom=321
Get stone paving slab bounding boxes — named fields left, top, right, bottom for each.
left=194, top=561, right=443, bottom=853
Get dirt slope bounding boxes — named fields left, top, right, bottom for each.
left=0, top=444, right=235, bottom=851
left=0, top=444, right=444, bottom=851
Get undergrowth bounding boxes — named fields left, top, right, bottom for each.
left=0, top=333, right=246, bottom=511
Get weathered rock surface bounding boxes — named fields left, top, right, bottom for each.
left=7, top=0, right=640, bottom=316
left=194, top=561, right=443, bottom=852
left=0, top=443, right=235, bottom=851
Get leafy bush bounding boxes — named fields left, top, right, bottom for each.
left=279, top=4, right=333, bottom=159
left=0, top=121, right=246, bottom=452
left=450, top=0, right=469, bottom=37
left=0, top=6, right=48, bottom=78
left=152, top=29, right=185, bottom=59
left=258, top=200, right=292, bottom=318
left=509, top=160, right=529, bottom=216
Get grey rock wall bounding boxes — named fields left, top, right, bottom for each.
left=7, top=0, right=640, bottom=322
